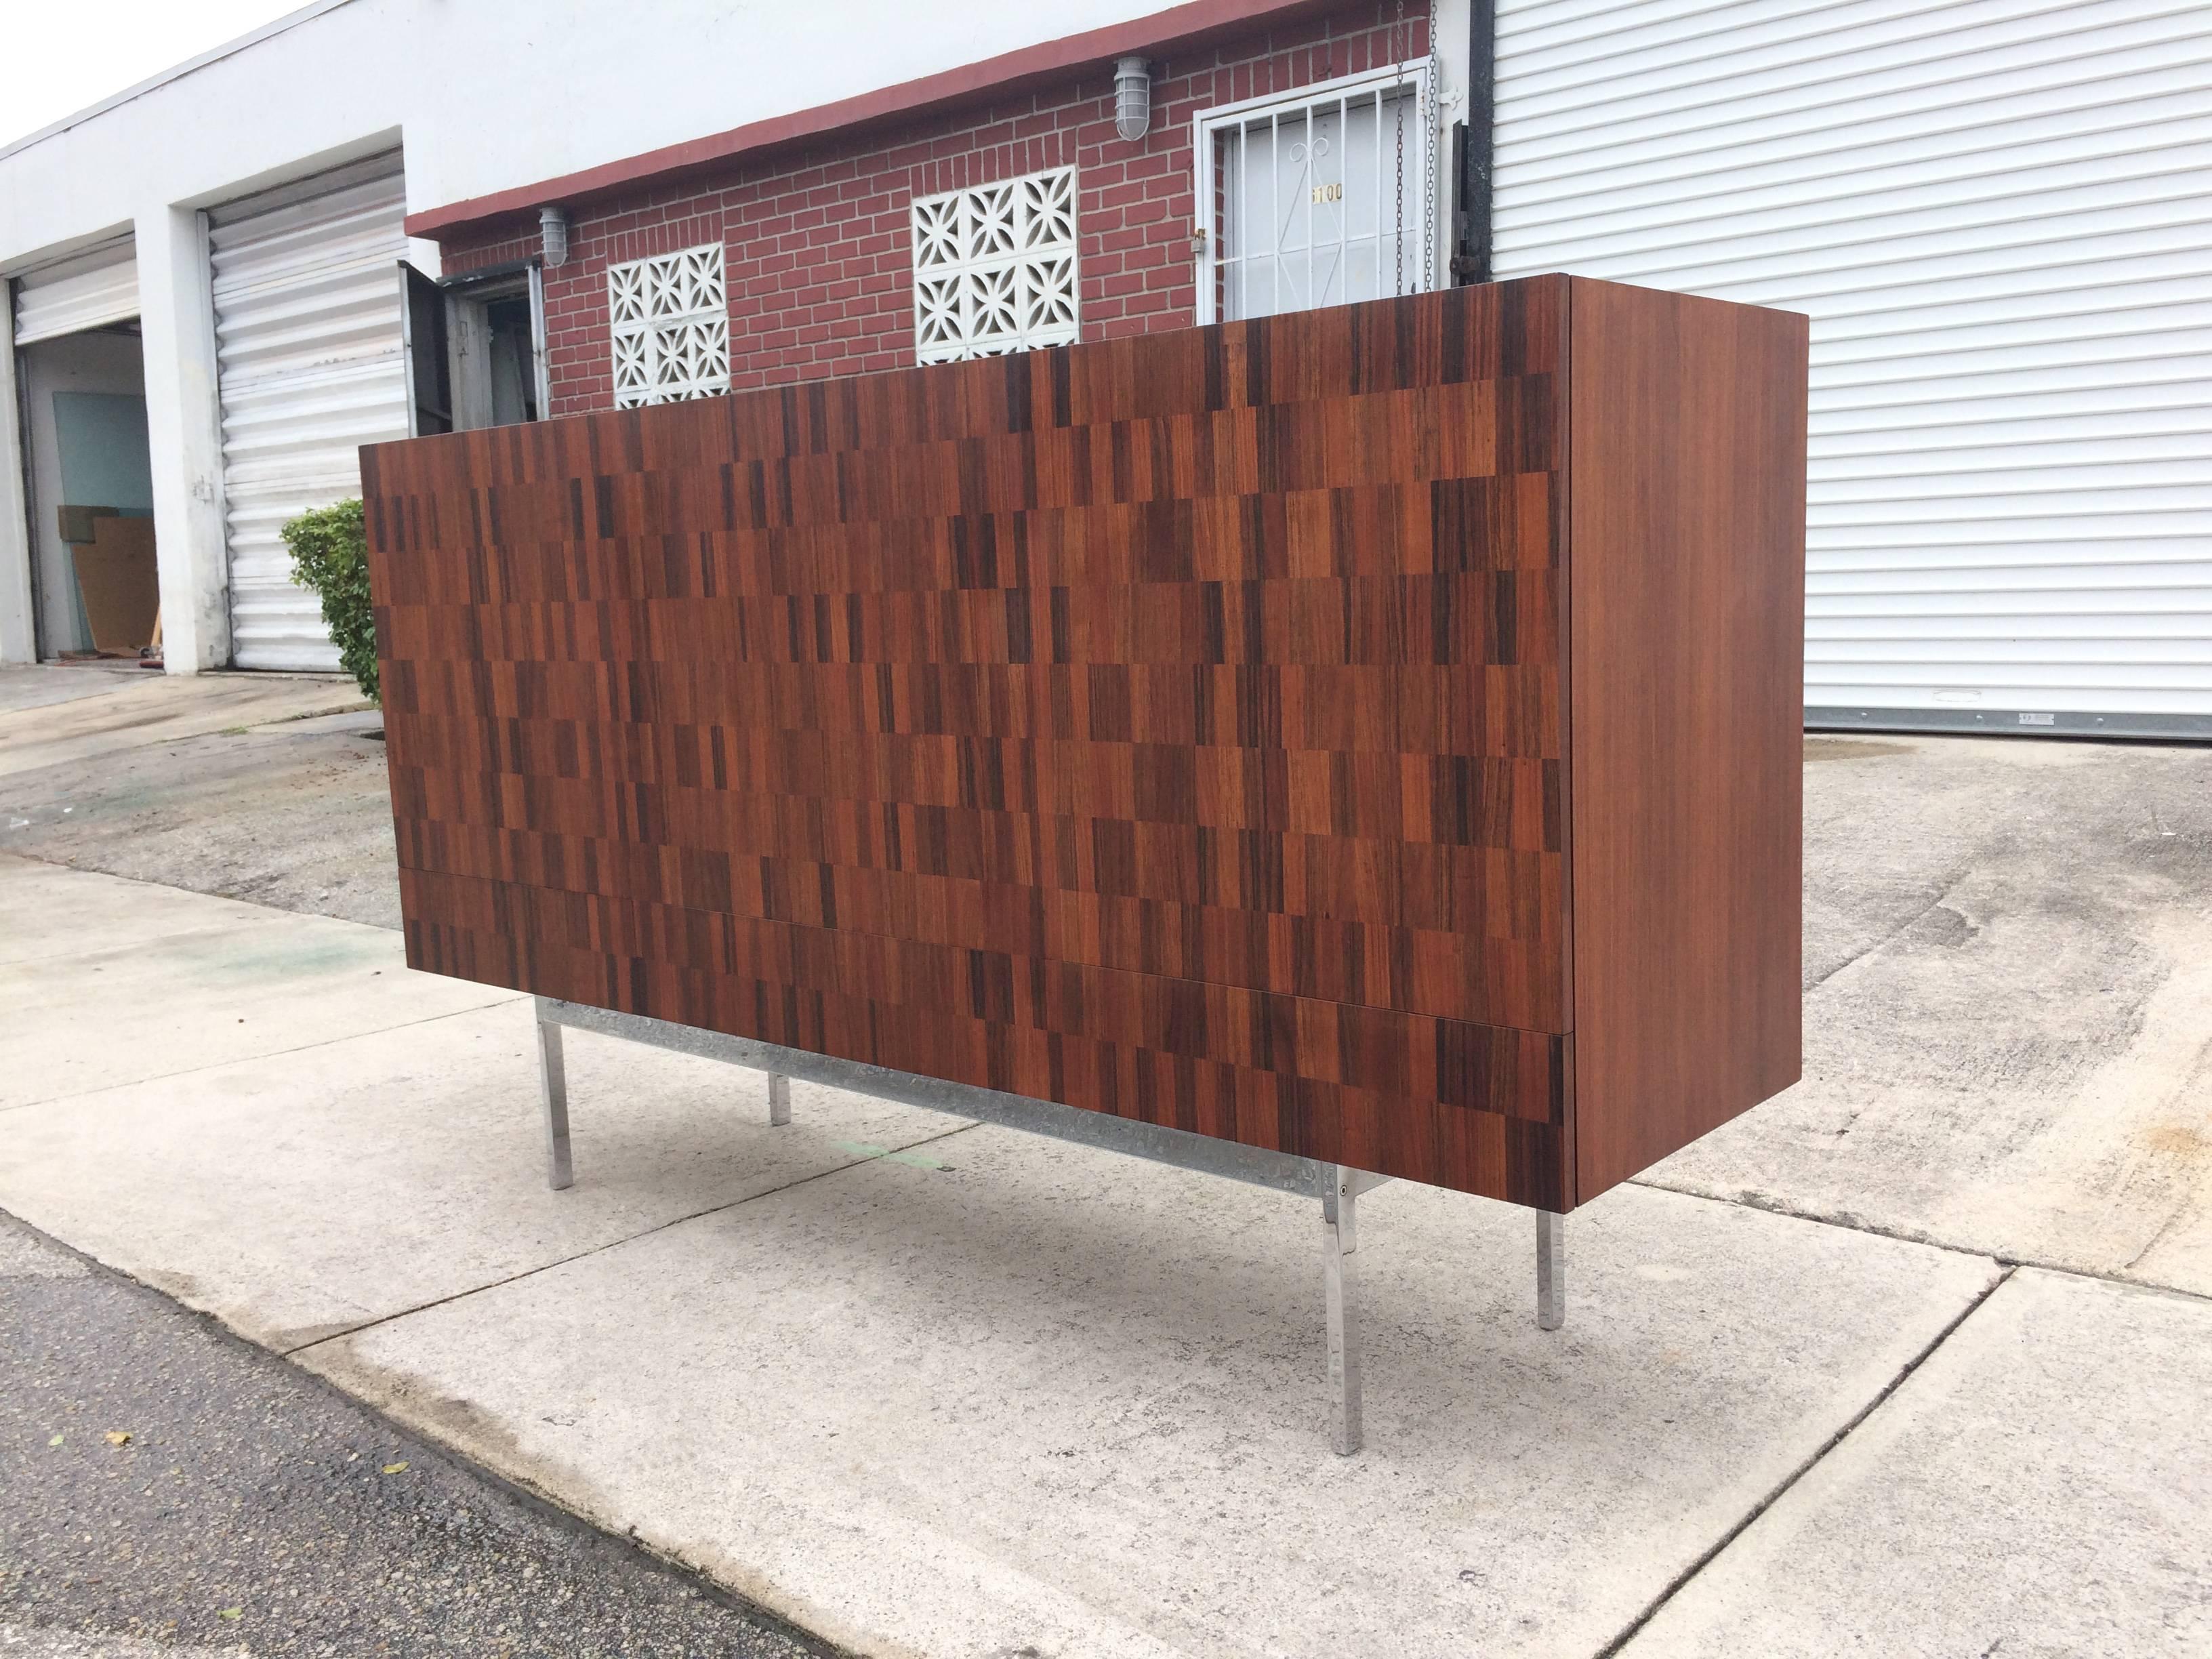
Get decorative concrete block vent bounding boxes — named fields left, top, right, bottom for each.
left=911, top=167, right=1080, bottom=364
left=608, top=243, right=731, bottom=408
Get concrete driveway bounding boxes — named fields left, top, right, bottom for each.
left=0, top=663, right=367, bottom=780
left=1657, top=733, right=2212, bottom=1294
left=1, top=668, right=2207, bottom=1657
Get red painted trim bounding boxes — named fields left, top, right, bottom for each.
left=404, top=0, right=1328, bottom=240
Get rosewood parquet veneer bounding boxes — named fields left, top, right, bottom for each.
left=363, top=274, right=1807, bottom=1212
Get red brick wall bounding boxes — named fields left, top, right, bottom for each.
left=443, top=1, right=1429, bottom=416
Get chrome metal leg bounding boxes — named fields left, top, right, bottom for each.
left=536, top=1000, right=572, bottom=1191
left=1322, top=1165, right=1361, bottom=1455
left=1536, top=1210, right=1565, bottom=1331
left=766, top=1072, right=792, bottom=1127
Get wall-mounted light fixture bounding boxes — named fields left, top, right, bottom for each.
left=539, top=205, right=571, bottom=268
left=1114, top=56, right=1153, bottom=142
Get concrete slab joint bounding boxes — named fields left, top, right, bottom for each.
left=1619, top=1270, right=2212, bottom=1657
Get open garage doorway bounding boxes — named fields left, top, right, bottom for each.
left=12, top=238, right=158, bottom=665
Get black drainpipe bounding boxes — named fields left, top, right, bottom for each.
left=1451, top=0, right=1497, bottom=284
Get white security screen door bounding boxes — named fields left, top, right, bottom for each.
left=1196, top=66, right=1433, bottom=323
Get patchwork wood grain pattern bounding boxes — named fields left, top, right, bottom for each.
left=366, top=279, right=1576, bottom=1206
left=364, top=275, right=1807, bottom=1211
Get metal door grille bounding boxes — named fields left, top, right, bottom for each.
left=1195, top=66, right=1434, bottom=325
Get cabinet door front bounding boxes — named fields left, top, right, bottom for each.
left=367, top=278, right=1575, bottom=1206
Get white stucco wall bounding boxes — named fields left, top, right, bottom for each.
left=1, top=0, right=1320, bottom=266
left=2, top=0, right=1471, bottom=665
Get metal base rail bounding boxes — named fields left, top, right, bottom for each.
left=532, top=996, right=1564, bottom=1454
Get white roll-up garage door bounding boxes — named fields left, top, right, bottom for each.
left=13, top=239, right=140, bottom=344
left=209, top=152, right=409, bottom=671
left=1491, top=0, right=2212, bottom=739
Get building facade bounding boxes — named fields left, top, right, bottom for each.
left=3, top=0, right=2207, bottom=736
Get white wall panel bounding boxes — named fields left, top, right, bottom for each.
left=1493, top=0, right=2212, bottom=735
left=209, top=154, right=407, bottom=672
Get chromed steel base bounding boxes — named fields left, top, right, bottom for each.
left=1537, top=1210, right=1566, bottom=1331
left=529, top=995, right=1565, bottom=1452
left=535, top=1016, right=572, bottom=1191
left=1322, top=1164, right=1389, bottom=1454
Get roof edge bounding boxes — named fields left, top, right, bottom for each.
left=0, top=0, right=362, bottom=165
left=404, top=0, right=1326, bottom=242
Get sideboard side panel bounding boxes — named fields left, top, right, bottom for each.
left=1565, top=277, right=1809, bottom=1204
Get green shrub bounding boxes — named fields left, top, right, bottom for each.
left=281, top=497, right=377, bottom=703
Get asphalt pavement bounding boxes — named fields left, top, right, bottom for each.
left=0, top=1213, right=824, bottom=1658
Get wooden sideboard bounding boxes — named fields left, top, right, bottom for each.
left=363, top=274, right=1807, bottom=1214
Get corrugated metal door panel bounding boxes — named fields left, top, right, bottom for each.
left=1492, top=0, right=2212, bottom=737
left=209, top=155, right=407, bottom=672
left=12, top=240, right=138, bottom=344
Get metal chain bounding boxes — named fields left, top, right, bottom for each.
left=1393, top=0, right=1407, bottom=295
left=1424, top=0, right=1439, bottom=290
